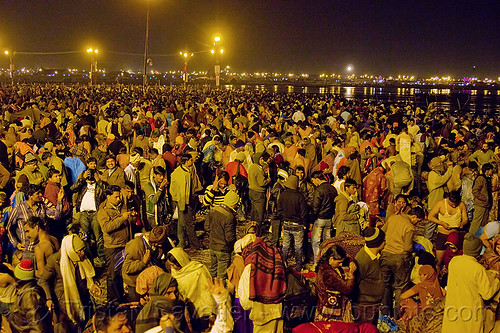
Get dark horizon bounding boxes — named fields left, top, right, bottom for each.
left=0, top=0, right=499, bottom=78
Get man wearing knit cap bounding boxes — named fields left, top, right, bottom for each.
left=353, top=227, right=386, bottom=325
left=443, top=233, right=500, bottom=332
left=10, top=259, right=52, bottom=332
left=278, top=175, right=308, bottom=271
left=205, top=190, right=239, bottom=279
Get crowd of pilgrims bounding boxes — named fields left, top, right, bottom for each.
left=0, top=83, right=498, bottom=332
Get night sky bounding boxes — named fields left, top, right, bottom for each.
left=0, top=0, right=499, bottom=77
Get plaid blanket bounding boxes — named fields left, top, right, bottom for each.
left=242, top=237, right=287, bottom=304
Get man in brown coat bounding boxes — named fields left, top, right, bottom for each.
left=122, top=226, right=173, bottom=302
left=97, top=185, right=135, bottom=303
left=101, top=155, right=125, bottom=188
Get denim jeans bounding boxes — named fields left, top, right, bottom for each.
left=209, top=250, right=231, bottom=279
left=311, top=218, right=332, bottom=264
left=282, top=222, right=304, bottom=270
left=79, top=211, right=106, bottom=262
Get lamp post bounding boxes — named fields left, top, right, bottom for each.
left=211, top=36, right=223, bottom=88
left=179, top=52, right=193, bottom=85
left=86, top=48, right=98, bottom=85
left=4, top=50, right=14, bottom=85
left=143, top=0, right=150, bottom=92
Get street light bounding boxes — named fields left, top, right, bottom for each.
left=3, top=50, right=14, bottom=85
left=213, top=35, right=222, bottom=88
left=143, top=0, right=151, bottom=92
left=179, top=51, right=193, bottom=84
left=86, top=48, right=98, bottom=85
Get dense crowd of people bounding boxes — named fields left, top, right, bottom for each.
left=0, top=83, right=498, bottom=332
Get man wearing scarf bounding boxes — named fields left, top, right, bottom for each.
left=424, top=157, right=452, bottom=239
left=334, top=178, right=362, bottom=235
left=39, top=234, right=100, bottom=332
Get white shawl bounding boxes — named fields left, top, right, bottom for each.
left=60, top=234, right=96, bottom=324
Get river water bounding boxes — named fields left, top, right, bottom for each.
left=223, top=84, right=500, bottom=114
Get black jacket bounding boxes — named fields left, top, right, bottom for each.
left=206, top=204, right=236, bottom=253
left=71, top=177, right=107, bottom=212
left=312, top=182, right=337, bottom=220
left=298, top=179, right=315, bottom=207
left=277, top=188, right=308, bottom=226
left=268, top=182, right=286, bottom=220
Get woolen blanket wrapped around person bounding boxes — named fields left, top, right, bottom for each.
left=242, top=237, right=287, bottom=304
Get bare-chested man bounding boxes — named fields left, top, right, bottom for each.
left=24, top=216, right=60, bottom=277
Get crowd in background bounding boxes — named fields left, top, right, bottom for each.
left=0, top=83, right=498, bottom=332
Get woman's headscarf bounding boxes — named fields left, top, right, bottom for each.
left=168, top=247, right=191, bottom=268
left=167, top=247, right=216, bottom=318
left=136, top=266, right=165, bottom=295
left=443, top=231, right=463, bottom=268
left=151, top=273, right=178, bottom=297
left=135, top=295, right=185, bottom=333
left=418, top=265, right=443, bottom=303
